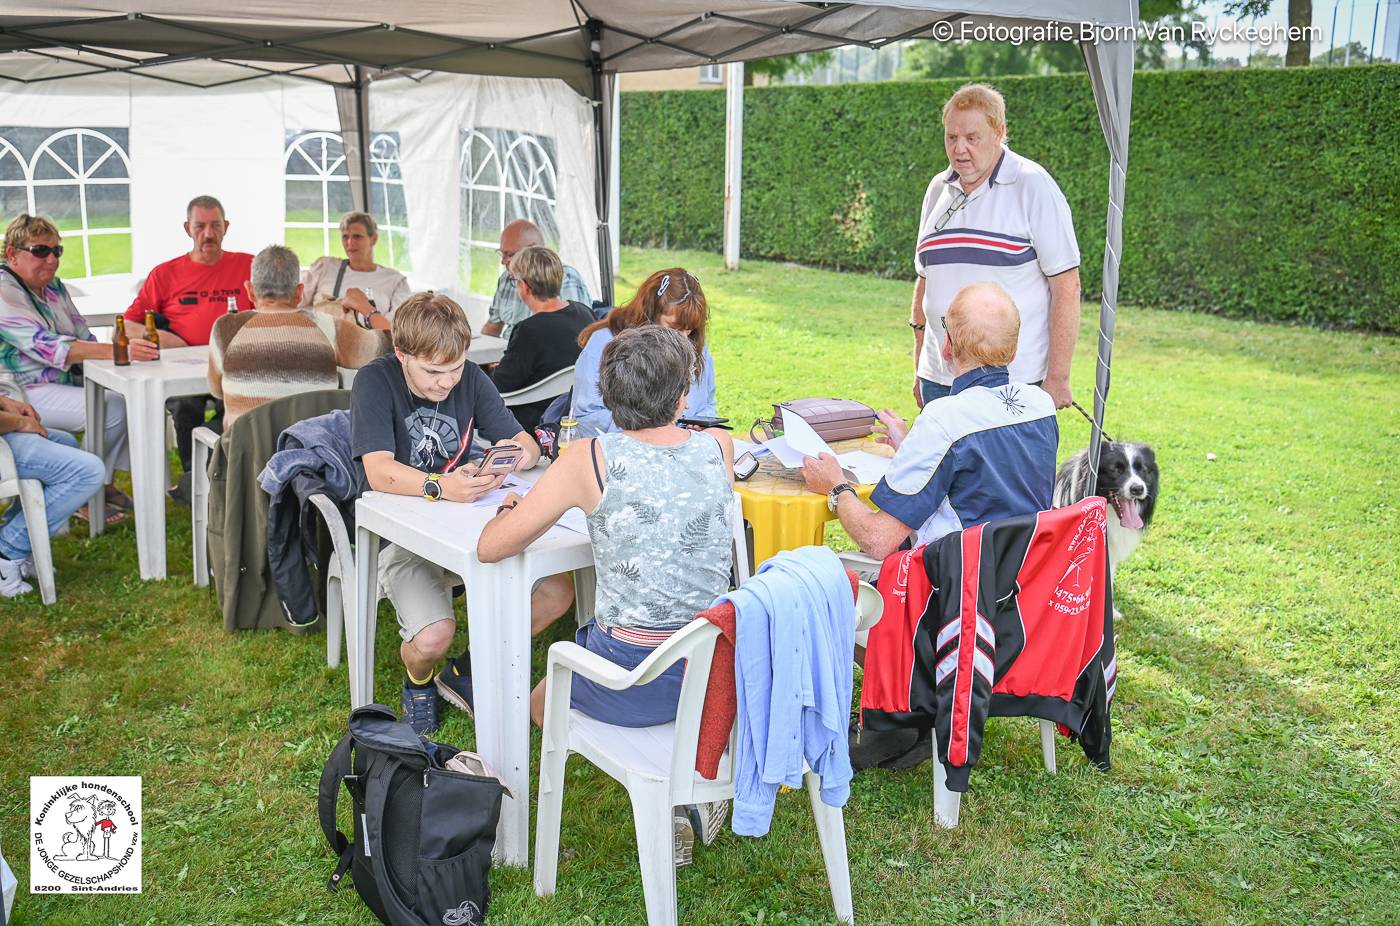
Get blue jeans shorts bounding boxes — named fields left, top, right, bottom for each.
left=569, top=621, right=685, bottom=727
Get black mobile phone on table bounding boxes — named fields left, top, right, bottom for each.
left=678, top=416, right=731, bottom=430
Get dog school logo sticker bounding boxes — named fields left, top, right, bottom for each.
left=30, top=777, right=141, bottom=894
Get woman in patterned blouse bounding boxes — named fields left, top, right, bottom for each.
left=1, top=214, right=158, bottom=519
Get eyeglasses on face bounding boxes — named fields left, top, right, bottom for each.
left=19, top=244, right=63, bottom=259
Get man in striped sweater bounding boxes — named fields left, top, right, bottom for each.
left=208, top=244, right=341, bottom=425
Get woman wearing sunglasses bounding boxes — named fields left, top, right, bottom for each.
left=1, top=213, right=158, bottom=523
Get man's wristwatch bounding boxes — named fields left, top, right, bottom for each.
left=422, top=472, right=443, bottom=501
left=827, top=482, right=857, bottom=513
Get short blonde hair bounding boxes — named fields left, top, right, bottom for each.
left=942, top=83, right=1007, bottom=135
left=509, top=245, right=564, bottom=300
left=340, top=211, right=378, bottom=237
left=392, top=292, right=472, bottom=364
left=945, top=282, right=1020, bottom=369
left=4, top=213, right=61, bottom=255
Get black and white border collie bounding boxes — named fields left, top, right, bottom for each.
left=1053, top=441, right=1159, bottom=581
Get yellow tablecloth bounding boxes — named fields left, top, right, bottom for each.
left=735, top=436, right=893, bottom=567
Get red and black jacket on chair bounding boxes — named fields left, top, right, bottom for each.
left=861, top=498, right=1116, bottom=792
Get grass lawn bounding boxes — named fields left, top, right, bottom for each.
left=2, top=246, right=1397, bottom=925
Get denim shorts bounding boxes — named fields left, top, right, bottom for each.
left=569, top=621, right=684, bottom=727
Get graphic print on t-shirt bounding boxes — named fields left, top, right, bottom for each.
left=405, top=407, right=463, bottom=470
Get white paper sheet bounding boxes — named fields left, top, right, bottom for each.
left=837, top=450, right=892, bottom=485
left=469, top=476, right=527, bottom=510
left=552, top=507, right=588, bottom=535
left=779, top=410, right=837, bottom=459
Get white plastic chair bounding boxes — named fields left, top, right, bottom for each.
left=534, top=568, right=882, bottom=925
left=499, top=365, right=574, bottom=408
left=835, top=551, right=1057, bottom=828
left=0, top=380, right=56, bottom=604
left=191, top=425, right=219, bottom=588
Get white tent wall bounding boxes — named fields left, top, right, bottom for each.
left=0, top=72, right=599, bottom=330
left=365, top=72, right=602, bottom=325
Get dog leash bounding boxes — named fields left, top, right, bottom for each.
left=1070, top=400, right=1115, bottom=444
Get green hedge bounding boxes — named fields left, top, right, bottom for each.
left=620, top=65, right=1400, bottom=332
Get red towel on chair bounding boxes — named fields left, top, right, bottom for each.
left=695, top=569, right=860, bottom=779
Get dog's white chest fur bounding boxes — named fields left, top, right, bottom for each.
left=1106, top=513, right=1144, bottom=579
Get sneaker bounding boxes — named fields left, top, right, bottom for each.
left=0, top=557, right=34, bottom=599
left=435, top=652, right=475, bottom=716
left=401, top=680, right=440, bottom=735
left=672, top=810, right=694, bottom=868
left=686, top=800, right=729, bottom=846
left=18, top=556, right=36, bottom=579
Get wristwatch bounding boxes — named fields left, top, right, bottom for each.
left=422, top=472, right=443, bottom=501
left=827, top=483, right=857, bottom=513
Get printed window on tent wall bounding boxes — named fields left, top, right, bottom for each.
left=0, top=127, right=132, bottom=280
left=459, top=128, right=559, bottom=296
left=283, top=130, right=410, bottom=272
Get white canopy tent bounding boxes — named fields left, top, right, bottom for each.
left=1, top=0, right=1137, bottom=479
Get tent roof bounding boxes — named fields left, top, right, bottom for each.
left=0, top=1, right=1137, bottom=91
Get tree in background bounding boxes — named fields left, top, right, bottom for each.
left=1225, top=0, right=1312, bottom=66
left=1311, top=40, right=1389, bottom=66
left=745, top=50, right=834, bottom=85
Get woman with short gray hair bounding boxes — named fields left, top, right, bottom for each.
left=479, top=324, right=736, bottom=729
left=299, top=211, right=411, bottom=328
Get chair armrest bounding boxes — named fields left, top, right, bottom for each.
left=0, top=433, right=17, bottom=481
left=307, top=493, right=354, bottom=564
left=0, top=377, right=26, bottom=403
left=192, top=426, right=220, bottom=451
left=546, top=618, right=720, bottom=692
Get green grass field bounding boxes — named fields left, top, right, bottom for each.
left=1, top=247, right=1397, bottom=925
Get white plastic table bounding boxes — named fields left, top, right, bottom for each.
left=83, top=346, right=213, bottom=580
left=353, top=474, right=594, bottom=868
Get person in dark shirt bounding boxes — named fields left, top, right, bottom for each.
left=350, top=292, right=545, bottom=735
left=490, top=246, right=593, bottom=432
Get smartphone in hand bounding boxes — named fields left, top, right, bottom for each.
left=477, top=443, right=524, bottom=475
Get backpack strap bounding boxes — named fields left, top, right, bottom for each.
left=318, top=732, right=356, bottom=891
left=331, top=259, right=350, bottom=300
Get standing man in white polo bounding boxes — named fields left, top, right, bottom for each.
left=909, top=83, right=1081, bottom=409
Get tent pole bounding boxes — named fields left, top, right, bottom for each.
left=723, top=61, right=744, bottom=271
left=353, top=66, right=372, bottom=214
left=588, top=20, right=615, bottom=307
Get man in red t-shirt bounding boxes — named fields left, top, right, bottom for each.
left=125, top=195, right=253, bottom=497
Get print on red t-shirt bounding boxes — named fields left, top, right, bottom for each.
left=124, top=252, right=254, bottom=346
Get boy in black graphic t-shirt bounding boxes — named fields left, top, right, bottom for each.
left=351, top=293, right=539, bottom=734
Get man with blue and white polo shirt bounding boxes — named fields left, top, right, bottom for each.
left=909, top=83, right=1081, bottom=410
left=803, top=281, right=1057, bottom=562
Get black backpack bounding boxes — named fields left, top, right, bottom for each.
left=319, top=705, right=504, bottom=926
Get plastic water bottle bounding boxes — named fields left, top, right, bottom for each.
left=226, top=295, right=238, bottom=315
left=557, top=416, right=579, bottom=454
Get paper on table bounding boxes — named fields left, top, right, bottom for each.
left=469, top=476, right=526, bottom=510
left=552, top=507, right=588, bottom=535
left=837, top=450, right=892, bottom=485
left=168, top=356, right=208, bottom=366
left=779, top=411, right=836, bottom=459
left=760, top=435, right=808, bottom=468
left=731, top=437, right=769, bottom=458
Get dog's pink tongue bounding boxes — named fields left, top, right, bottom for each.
left=1118, top=498, right=1144, bottom=530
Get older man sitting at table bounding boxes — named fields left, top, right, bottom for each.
left=801, top=282, right=1059, bottom=770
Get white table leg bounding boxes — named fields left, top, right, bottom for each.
left=125, top=382, right=168, bottom=579
left=465, top=558, right=533, bottom=869
left=351, top=524, right=381, bottom=709
left=83, top=377, right=107, bottom=538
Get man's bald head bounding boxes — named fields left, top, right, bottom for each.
left=943, top=282, right=1020, bottom=371
left=499, top=219, right=545, bottom=267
